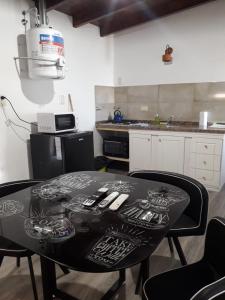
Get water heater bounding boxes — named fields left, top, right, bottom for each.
left=16, top=0, right=66, bottom=80
left=26, top=26, right=65, bottom=79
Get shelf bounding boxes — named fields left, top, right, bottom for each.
left=105, top=156, right=129, bottom=162
left=96, top=127, right=129, bottom=132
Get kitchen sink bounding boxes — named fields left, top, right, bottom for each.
left=210, top=122, right=225, bottom=128
left=159, top=122, right=179, bottom=128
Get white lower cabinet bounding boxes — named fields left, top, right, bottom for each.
left=151, top=135, right=184, bottom=173
left=129, top=132, right=151, bottom=171
left=129, top=130, right=225, bottom=191
left=189, top=168, right=220, bottom=189
left=189, top=137, right=223, bottom=190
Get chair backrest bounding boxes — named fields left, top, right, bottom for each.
left=0, top=180, right=42, bottom=198
left=204, top=217, right=225, bottom=277
left=128, top=170, right=208, bottom=234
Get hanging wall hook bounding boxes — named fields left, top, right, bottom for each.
left=162, top=44, right=173, bottom=63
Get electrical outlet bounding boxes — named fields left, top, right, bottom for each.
left=140, top=105, right=149, bottom=112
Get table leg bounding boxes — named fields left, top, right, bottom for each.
left=141, top=258, right=150, bottom=300
left=40, top=256, right=57, bottom=300
left=101, top=269, right=126, bottom=300
left=40, top=256, right=125, bottom=300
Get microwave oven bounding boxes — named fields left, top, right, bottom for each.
left=37, top=112, right=76, bottom=133
left=103, top=137, right=129, bottom=158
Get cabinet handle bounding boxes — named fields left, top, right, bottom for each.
left=148, top=139, right=150, bottom=142
left=203, top=161, right=207, bottom=165
left=204, top=145, right=208, bottom=149
left=202, top=176, right=206, bottom=181
left=159, top=139, right=162, bottom=142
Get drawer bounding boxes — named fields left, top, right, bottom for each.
left=190, top=168, right=220, bottom=188
left=190, top=153, right=221, bottom=171
left=191, top=138, right=222, bottom=155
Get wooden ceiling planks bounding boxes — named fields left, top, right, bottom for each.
left=45, top=0, right=214, bottom=36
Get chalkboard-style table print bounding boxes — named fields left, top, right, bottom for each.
left=119, top=185, right=188, bottom=230
left=0, top=199, right=24, bottom=217
left=50, top=173, right=95, bottom=190
left=0, top=171, right=189, bottom=300
left=102, top=180, right=136, bottom=194
left=32, top=183, right=73, bottom=200
left=24, top=215, right=75, bottom=242
left=87, top=225, right=149, bottom=268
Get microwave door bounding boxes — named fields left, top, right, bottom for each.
left=55, top=114, right=75, bottom=132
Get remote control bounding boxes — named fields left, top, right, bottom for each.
left=98, top=192, right=119, bottom=208
left=92, top=187, right=109, bottom=200
left=83, top=188, right=109, bottom=207
left=83, top=197, right=96, bottom=207
left=109, top=194, right=129, bottom=211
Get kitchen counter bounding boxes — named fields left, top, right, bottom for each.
left=96, top=120, right=225, bottom=134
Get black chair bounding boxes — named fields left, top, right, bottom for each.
left=143, top=217, right=225, bottom=300
left=128, top=170, right=209, bottom=292
left=0, top=179, right=42, bottom=300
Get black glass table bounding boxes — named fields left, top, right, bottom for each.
left=0, top=171, right=190, bottom=300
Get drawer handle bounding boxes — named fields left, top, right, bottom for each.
left=202, top=176, right=206, bottom=181
left=204, top=145, right=208, bottom=149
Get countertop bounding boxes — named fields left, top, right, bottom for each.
left=96, top=120, right=225, bottom=134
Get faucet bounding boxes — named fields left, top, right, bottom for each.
left=167, top=115, right=174, bottom=126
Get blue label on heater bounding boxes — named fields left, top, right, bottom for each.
left=40, top=34, right=64, bottom=45
left=40, top=34, right=51, bottom=42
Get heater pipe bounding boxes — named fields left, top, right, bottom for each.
left=38, top=0, right=47, bottom=25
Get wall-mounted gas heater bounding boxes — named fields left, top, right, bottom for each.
left=15, top=0, right=66, bottom=80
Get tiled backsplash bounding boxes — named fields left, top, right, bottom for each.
left=95, top=82, right=225, bottom=122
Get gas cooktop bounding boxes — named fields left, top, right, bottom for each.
left=109, top=120, right=150, bottom=127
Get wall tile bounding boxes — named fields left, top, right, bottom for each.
left=158, top=83, right=194, bottom=103
left=127, top=85, right=158, bottom=103
left=127, top=103, right=157, bottom=120
left=95, top=82, right=225, bottom=122
left=158, top=102, right=193, bottom=121
left=95, top=86, right=115, bottom=104
left=192, top=101, right=225, bottom=122
left=114, top=87, right=128, bottom=103
left=194, top=82, right=225, bottom=102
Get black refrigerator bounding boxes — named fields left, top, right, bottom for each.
left=30, top=131, right=94, bottom=179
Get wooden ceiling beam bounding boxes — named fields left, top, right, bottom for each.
left=97, top=0, right=214, bottom=36
left=45, top=0, right=215, bottom=36
left=46, top=0, right=68, bottom=10
left=72, top=0, right=144, bottom=27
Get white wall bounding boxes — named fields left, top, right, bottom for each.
left=0, top=0, right=113, bottom=183
left=114, top=0, right=225, bottom=86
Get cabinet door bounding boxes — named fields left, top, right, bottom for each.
left=151, top=135, right=184, bottom=174
left=129, top=134, right=151, bottom=171
left=63, top=133, right=94, bottom=172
